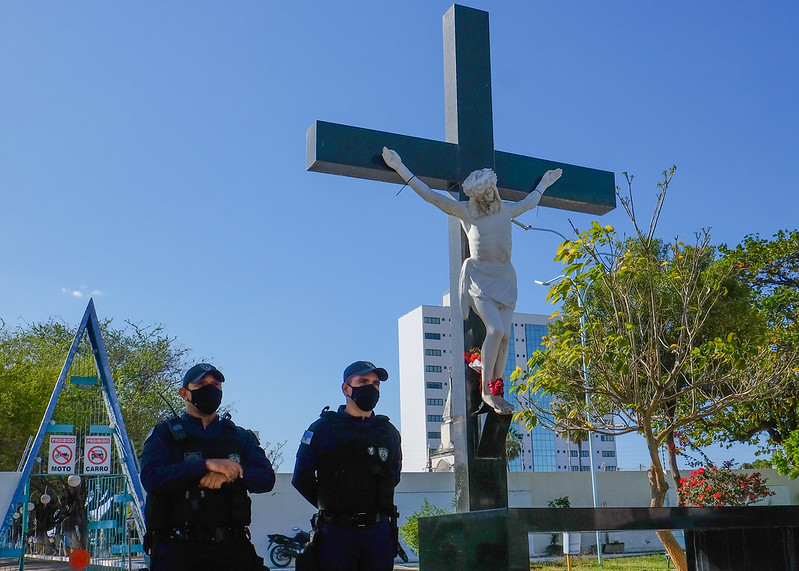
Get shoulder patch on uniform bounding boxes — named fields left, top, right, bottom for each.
left=301, top=430, right=314, bottom=445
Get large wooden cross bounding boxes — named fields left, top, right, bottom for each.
left=307, top=4, right=615, bottom=514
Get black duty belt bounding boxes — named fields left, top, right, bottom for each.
left=320, top=511, right=390, bottom=528
left=167, top=526, right=250, bottom=543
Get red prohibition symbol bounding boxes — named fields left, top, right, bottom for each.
left=53, top=445, right=73, bottom=465
left=88, top=446, right=107, bottom=465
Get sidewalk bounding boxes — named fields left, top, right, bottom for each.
left=1, top=557, right=420, bottom=570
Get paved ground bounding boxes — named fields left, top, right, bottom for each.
left=0, top=558, right=147, bottom=570
left=1, top=557, right=420, bottom=570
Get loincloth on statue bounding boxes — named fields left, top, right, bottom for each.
left=459, top=258, right=517, bottom=319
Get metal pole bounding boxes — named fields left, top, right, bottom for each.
left=526, top=223, right=603, bottom=564
left=577, top=289, right=603, bottom=564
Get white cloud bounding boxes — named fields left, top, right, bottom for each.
left=61, top=287, right=103, bottom=299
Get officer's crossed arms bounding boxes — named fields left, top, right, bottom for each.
left=199, top=458, right=243, bottom=489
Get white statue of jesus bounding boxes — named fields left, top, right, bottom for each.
left=383, top=147, right=562, bottom=415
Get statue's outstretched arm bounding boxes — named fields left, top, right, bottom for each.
left=508, top=168, right=563, bottom=218
left=382, top=147, right=466, bottom=219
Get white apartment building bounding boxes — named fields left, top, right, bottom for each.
left=398, top=296, right=618, bottom=473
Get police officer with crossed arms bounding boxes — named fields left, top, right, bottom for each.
left=292, top=360, right=402, bottom=570
left=141, top=363, right=275, bottom=570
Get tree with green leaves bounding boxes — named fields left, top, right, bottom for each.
left=0, top=316, right=192, bottom=549
left=505, top=426, right=523, bottom=468
left=685, top=230, right=799, bottom=475
left=0, top=318, right=189, bottom=470
left=512, top=170, right=799, bottom=571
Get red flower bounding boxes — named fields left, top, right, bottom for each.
left=464, top=350, right=481, bottom=364
left=488, top=378, right=504, bottom=396
left=677, top=464, right=775, bottom=507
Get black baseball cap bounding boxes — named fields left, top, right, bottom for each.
left=342, top=360, right=389, bottom=382
left=182, top=363, right=225, bottom=388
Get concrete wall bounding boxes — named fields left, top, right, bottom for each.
left=3, top=469, right=797, bottom=561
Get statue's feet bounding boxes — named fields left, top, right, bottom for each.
left=482, top=393, right=514, bottom=415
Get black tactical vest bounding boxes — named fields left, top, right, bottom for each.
left=145, top=417, right=251, bottom=532
left=315, top=411, right=396, bottom=514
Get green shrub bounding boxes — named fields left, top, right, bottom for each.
left=398, top=498, right=449, bottom=555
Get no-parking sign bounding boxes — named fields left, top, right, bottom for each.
left=48, top=435, right=77, bottom=474
left=83, top=436, right=111, bottom=474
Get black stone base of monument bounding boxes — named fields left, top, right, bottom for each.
left=477, top=411, right=513, bottom=459
left=687, top=527, right=799, bottom=571
left=418, top=506, right=799, bottom=571
left=419, top=509, right=527, bottom=570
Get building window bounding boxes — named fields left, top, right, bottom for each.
left=428, top=432, right=441, bottom=439
left=426, top=382, right=443, bottom=389
left=581, top=451, right=589, bottom=457
left=600, top=435, right=615, bottom=441
left=427, top=415, right=444, bottom=422
left=425, top=365, right=443, bottom=373
left=426, top=398, right=444, bottom=406
left=571, top=466, right=579, bottom=472
left=570, top=450, right=578, bottom=457
left=605, top=466, right=617, bottom=471
left=425, top=349, right=442, bottom=356
left=424, top=317, right=441, bottom=324
left=602, top=451, right=616, bottom=458
left=424, top=332, right=441, bottom=340
left=580, top=466, right=591, bottom=471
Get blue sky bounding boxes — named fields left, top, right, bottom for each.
left=2, top=1, right=797, bottom=473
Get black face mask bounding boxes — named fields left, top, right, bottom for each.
left=188, top=384, right=223, bottom=415
left=348, top=384, right=380, bottom=412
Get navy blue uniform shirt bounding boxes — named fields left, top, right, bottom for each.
left=141, top=412, right=275, bottom=495
left=292, top=405, right=401, bottom=508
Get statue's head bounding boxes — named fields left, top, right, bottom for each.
left=462, top=168, right=501, bottom=215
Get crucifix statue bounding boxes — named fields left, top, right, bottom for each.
left=307, top=4, right=615, bottom=516
left=383, top=148, right=562, bottom=415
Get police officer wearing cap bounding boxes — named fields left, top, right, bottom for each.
left=141, top=363, right=275, bottom=570
left=292, top=360, right=402, bottom=570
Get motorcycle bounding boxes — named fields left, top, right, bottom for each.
left=266, top=527, right=310, bottom=568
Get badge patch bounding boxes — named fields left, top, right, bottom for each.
left=367, top=446, right=375, bottom=456
left=301, top=430, right=314, bottom=445
left=378, top=447, right=389, bottom=462
left=184, top=451, right=202, bottom=462
left=229, top=454, right=241, bottom=464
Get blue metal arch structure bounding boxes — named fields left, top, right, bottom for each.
left=0, top=299, right=146, bottom=542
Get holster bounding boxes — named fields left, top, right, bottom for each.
left=392, top=506, right=409, bottom=562
left=295, top=513, right=320, bottom=571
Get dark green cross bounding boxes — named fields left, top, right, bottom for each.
left=307, top=7, right=615, bottom=214
left=306, top=4, right=615, bottom=520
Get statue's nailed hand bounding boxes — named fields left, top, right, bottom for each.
left=540, top=168, right=563, bottom=190
left=382, top=147, right=403, bottom=171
